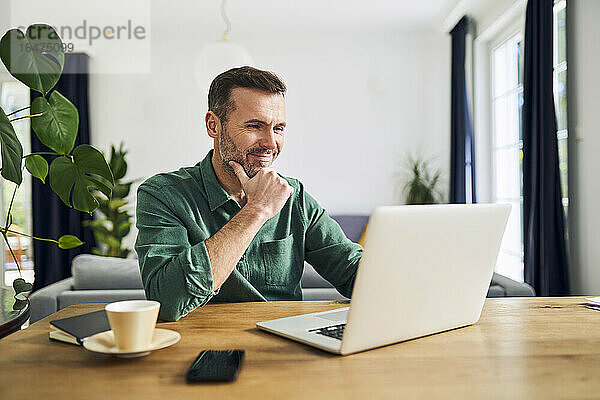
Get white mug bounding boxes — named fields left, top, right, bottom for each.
left=105, top=300, right=160, bottom=351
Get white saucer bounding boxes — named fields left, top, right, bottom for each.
left=83, top=328, right=181, bottom=358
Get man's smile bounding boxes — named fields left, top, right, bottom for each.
left=249, top=152, right=273, bottom=163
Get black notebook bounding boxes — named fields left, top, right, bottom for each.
left=49, top=310, right=111, bottom=345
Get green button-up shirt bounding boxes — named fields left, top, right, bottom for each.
left=135, top=150, right=362, bottom=321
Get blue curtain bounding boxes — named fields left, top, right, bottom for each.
left=450, top=16, right=476, bottom=204
left=522, top=0, right=569, bottom=295
left=31, top=53, right=96, bottom=292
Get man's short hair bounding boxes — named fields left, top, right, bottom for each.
left=208, top=66, right=287, bottom=126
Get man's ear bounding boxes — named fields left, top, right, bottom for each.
left=205, top=111, right=221, bottom=139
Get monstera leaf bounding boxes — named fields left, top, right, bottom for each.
left=31, top=90, right=79, bottom=155
left=0, top=24, right=64, bottom=96
left=0, top=107, right=24, bottom=185
left=49, top=145, right=114, bottom=214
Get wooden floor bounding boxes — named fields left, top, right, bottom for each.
left=1, top=297, right=599, bottom=399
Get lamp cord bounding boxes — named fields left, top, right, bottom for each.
left=220, top=0, right=232, bottom=41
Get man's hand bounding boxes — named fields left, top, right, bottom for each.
left=229, top=161, right=293, bottom=220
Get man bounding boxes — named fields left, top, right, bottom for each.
left=135, top=66, right=362, bottom=321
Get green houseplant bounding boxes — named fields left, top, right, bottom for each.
left=402, top=156, right=443, bottom=205
left=83, top=143, right=134, bottom=258
left=0, top=24, right=114, bottom=298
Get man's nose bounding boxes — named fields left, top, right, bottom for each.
left=260, top=128, right=277, bottom=149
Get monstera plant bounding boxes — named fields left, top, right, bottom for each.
left=0, top=24, right=114, bottom=299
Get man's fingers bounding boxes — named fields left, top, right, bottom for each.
left=229, top=161, right=250, bottom=185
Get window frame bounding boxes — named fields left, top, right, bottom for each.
left=0, top=71, right=11, bottom=288
left=489, top=26, right=525, bottom=282
left=473, top=6, right=526, bottom=282
left=553, top=0, right=569, bottom=213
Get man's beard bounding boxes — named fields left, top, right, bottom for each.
left=219, top=128, right=278, bottom=178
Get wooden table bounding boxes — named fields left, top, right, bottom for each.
left=1, top=297, right=599, bottom=399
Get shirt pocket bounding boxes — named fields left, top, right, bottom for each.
left=261, top=234, right=298, bottom=286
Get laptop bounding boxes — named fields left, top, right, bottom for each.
left=256, top=204, right=511, bottom=355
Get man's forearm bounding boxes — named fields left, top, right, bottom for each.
left=205, top=205, right=269, bottom=290
left=206, top=161, right=294, bottom=290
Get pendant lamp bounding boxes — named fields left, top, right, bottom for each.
left=195, top=0, right=253, bottom=95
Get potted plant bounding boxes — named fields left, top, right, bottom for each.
left=0, top=24, right=113, bottom=299
left=83, top=143, right=135, bottom=258
left=402, top=156, right=444, bottom=205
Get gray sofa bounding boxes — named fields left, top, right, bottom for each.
left=28, top=254, right=346, bottom=323
left=29, top=214, right=534, bottom=323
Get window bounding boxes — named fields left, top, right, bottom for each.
left=0, top=82, right=34, bottom=287
left=489, top=0, right=567, bottom=282
left=491, top=33, right=524, bottom=282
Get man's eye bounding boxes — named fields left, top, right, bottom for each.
left=248, top=124, right=260, bottom=129
left=275, top=126, right=285, bottom=132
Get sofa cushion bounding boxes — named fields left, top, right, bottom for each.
left=72, top=254, right=143, bottom=290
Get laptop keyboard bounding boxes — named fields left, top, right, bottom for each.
left=309, top=323, right=346, bottom=340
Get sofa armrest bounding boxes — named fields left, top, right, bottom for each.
left=29, top=277, right=74, bottom=323
left=491, top=273, right=536, bottom=297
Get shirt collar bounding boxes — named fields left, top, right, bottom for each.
left=199, top=150, right=232, bottom=212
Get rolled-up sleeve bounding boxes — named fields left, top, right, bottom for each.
left=135, top=184, right=215, bottom=321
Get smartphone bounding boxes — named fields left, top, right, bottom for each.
left=186, top=350, right=245, bottom=383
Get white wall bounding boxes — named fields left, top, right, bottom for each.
left=568, top=0, right=600, bottom=295
left=443, top=0, right=525, bottom=34
left=89, top=28, right=451, bottom=250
